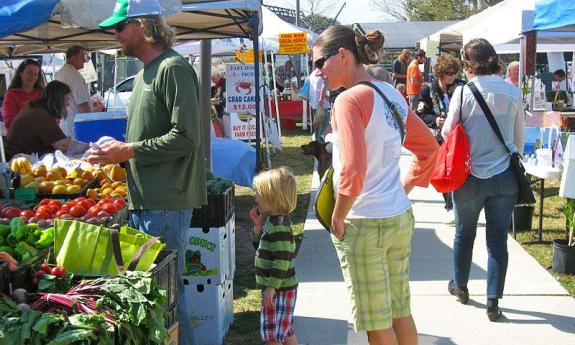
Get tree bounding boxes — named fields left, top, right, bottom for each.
left=373, top=0, right=504, bottom=21
left=304, top=13, right=339, bottom=32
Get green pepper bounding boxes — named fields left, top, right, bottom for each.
left=0, top=246, right=13, bottom=256
left=20, top=252, right=33, bottom=263
left=6, top=234, right=18, bottom=247
left=34, top=228, right=54, bottom=249
left=0, top=224, right=10, bottom=237
left=26, top=223, right=39, bottom=233
left=17, top=242, right=37, bottom=255
left=0, top=237, right=6, bottom=246
left=10, top=217, right=27, bottom=241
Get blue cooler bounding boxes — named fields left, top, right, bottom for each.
left=74, top=111, right=127, bottom=142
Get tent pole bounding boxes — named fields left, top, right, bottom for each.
left=200, top=40, right=212, bottom=171
left=264, top=50, right=276, bottom=153
left=251, top=12, right=262, bottom=171
left=112, top=50, right=118, bottom=110
left=302, top=53, right=308, bottom=131
left=519, top=36, right=524, bottom=94
left=271, top=53, right=282, bottom=139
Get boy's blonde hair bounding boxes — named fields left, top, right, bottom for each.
left=396, top=83, right=406, bottom=93
left=253, top=167, right=297, bottom=214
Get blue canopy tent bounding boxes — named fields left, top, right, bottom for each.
left=0, top=0, right=264, bottom=181
left=533, top=0, right=575, bottom=32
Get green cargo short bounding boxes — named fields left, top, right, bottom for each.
left=331, top=208, right=415, bottom=331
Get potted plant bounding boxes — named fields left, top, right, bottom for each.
left=552, top=198, right=575, bottom=274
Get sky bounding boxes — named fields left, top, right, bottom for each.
left=266, top=0, right=396, bottom=25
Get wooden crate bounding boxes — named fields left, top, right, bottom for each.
left=165, top=323, right=178, bottom=345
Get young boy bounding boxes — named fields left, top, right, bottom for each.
left=250, top=167, right=298, bottom=345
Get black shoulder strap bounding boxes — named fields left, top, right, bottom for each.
left=357, top=81, right=405, bottom=143
left=467, top=82, right=511, bottom=155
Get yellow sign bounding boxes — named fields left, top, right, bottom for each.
left=278, top=32, right=308, bottom=55
left=234, top=49, right=263, bottom=64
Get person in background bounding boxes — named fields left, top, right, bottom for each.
left=505, top=61, right=520, bottom=87
left=2, top=59, right=44, bottom=129
left=396, top=83, right=407, bottom=100
left=442, top=38, right=525, bottom=322
left=308, top=67, right=331, bottom=140
left=366, top=63, right=392, bottom=83
left=276, top=60, right=296, bottom=91
left=250, top=167, right=299, bottom=345
left=89, top=1, right=206, bottom=343
left=416, top=54, right=465, bottom=225
left=406, top=49, right=426, bottom=110
left=211, top=64, right=231, bottom=138
left=55, top=45, right=92, bottom=137
left=313, top=25, right=438, bottom=345
left=551, top=69, right=567, bottom=91
left=392, top=49, right=411, bottom=86
left=5, top=80, right=89, bottom=160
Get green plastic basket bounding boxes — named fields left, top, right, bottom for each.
left=14, top=187, right=37, bottom=202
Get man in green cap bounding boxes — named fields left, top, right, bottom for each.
left=88, top=1, right=205, bottom=344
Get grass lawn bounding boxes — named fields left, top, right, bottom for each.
left=223, top=130, right=575, bottom=345
left=225, top=128, right=313, bottom=345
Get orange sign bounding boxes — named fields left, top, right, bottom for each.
left=278, top=32, right=308, bottom=55
left=235, top=49, right=263, bottom=64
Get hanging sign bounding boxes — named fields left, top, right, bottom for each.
left=225, top=63, right=262, bottom=114
left=278, top=32, right=308, bottom=55
left=234, top=49, right=263, bottom=64
left=230, top=112, right=259, bottom=140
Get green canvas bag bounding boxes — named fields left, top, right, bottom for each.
left=54, top=219, right=165, bottom=276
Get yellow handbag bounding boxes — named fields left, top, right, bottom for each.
left=315, top=166, right=335, bottom=232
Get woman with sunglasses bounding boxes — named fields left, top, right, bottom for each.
left=415, top=54, right=465, bottom=224
left=441, top=38, right=525, bottom=322
left=2, top=59, right=44, bottom=130
left=313, top=25, right=438, bottom=345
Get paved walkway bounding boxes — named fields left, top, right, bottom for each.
left=294, top=153, right=575, bottom=345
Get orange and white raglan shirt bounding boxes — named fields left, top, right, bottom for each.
left=331, top=80, right=438, bottom=218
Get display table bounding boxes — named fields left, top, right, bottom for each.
left=524, top=163, right=562, bottom=243
left=211, top=138, right=255, bottom=187
left=266, top=99, right=303, bottom=130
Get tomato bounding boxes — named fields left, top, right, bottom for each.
left=79, top=199, right=94, bottom=210
left=69, top=205, right=87, bottom=218
left=3, top=207, right=22, bottom=219
left=87, top=205, right=102, bottom=217
left=35, top=210, right=51, bottom=220
left=54, top=210, right=69, bottom=218
left=98, top=197, right=114, bottom=206
left=48, top=204, right=60, bottom=215
left=39, top=199, right=52, bottom=206
left=75, top=197, right=87, bottom=203
left=48, top=200, right=62, bottom=208
left=37, top=205, right=53, bottom=216
left=59, top=204, right=71, bottom=213
left=113, top=198, right=126, bottom=209
left=100, top=203, right=117, bottom=215
left=20, top=210, right=34, bottom=220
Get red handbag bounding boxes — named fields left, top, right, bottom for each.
left=430, top=86, right=471, bottom=193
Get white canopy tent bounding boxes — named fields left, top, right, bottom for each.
left=418, top=0, right=575, bottom=54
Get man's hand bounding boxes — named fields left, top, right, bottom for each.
left=262, top=287, right=275, bottom=309
left=86, top=140, right=134, bottom=165
left=331, top=215, right=345, bottom=240
left=435, top=117, right=445, bottom=128
left=249, top=206, right=264, bottom=236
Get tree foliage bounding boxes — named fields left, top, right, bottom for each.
left=373, top=0, right=504, bottom=21
left=304, top=13, right=339, bottom=32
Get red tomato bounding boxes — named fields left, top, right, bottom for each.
left=113, top=198, right=126, bottom=209
left=60, top=204, right=71, bottom=213
left=3, top=207, right=22, bottom=219
left=87, top=205, right=102, bottom=217
left=69, top=205, right=87, bottom=218
left=48, top=200, right=62, bottom=208
left=98, top=197, right=114, bottom=206
left=37, top=205, right=53, bottom=216
left=100, top=203, right=117, bottom=215
left=35, top=210, right=51, bottom=220
left=75, top=197, right=87, bottom=203
left=64, top=201, right=77, bottom=209
left=54, top=210, right=68, bottom=218
left=78, top=200, right=93, bottom=210
left=48, top=204, right=60, bottom=215
left=20, top=210, right=34, bottom=220
left=39, top=199, right=52, bottom=206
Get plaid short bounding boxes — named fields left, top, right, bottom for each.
left=331, top=209, right=414, bottom=331
left=260, top=288, right=297, bottom=343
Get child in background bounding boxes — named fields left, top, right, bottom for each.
left=396, top=83, right=408, bottom=100
left=249, top=167, right=298, bottom=345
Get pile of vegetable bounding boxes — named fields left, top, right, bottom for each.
left=206, top=175, right=234, bottom=195
left=0, top=271, right=169, bottom=345
left=0, top=217, right=53, bottom=265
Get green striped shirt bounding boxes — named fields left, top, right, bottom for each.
left=254, top=215, right=298, bottom=290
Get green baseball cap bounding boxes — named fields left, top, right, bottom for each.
left=99, top=0, right=163, bottom=29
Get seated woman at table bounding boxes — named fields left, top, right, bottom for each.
left=2, top=59, right=44, bottom=129
left=5, top=80, right=89, bottom=160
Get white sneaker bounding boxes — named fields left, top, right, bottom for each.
left=444, top=210, right=456, bottom=225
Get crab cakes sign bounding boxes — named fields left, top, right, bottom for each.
left=225, top=63, right=262, bottom=114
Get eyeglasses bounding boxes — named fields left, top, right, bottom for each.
left=114, top=19, right=138, bottom=33
left=314, top=50, right=339, bottom=70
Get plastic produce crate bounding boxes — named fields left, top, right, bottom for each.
left=190, top=186, right=234, bottom=228
left=151, top=250, right=178, bottom=311
left=9, top=252, right=46, bottom=293
left=0, top=260, right=9, bottom=294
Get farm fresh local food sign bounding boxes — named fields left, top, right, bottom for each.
left=278, top=32, right=308, bottom=54
left=225, top=63, right=262, bottom=114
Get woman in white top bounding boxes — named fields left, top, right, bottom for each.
left=442, top=38, right=525, bottom=322
left=313, top=25, right=438, bottom=345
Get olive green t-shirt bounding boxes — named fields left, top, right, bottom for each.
left=126, top=48, right=206, bottom=210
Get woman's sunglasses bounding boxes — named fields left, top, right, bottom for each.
left=114, top=19, right=138, bottom=33
left=314, top=50, right=339, bottom=70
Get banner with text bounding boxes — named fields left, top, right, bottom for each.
left=278, top=32, right=308, bottom=55
left=225, top=63, right=263, bottom=114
